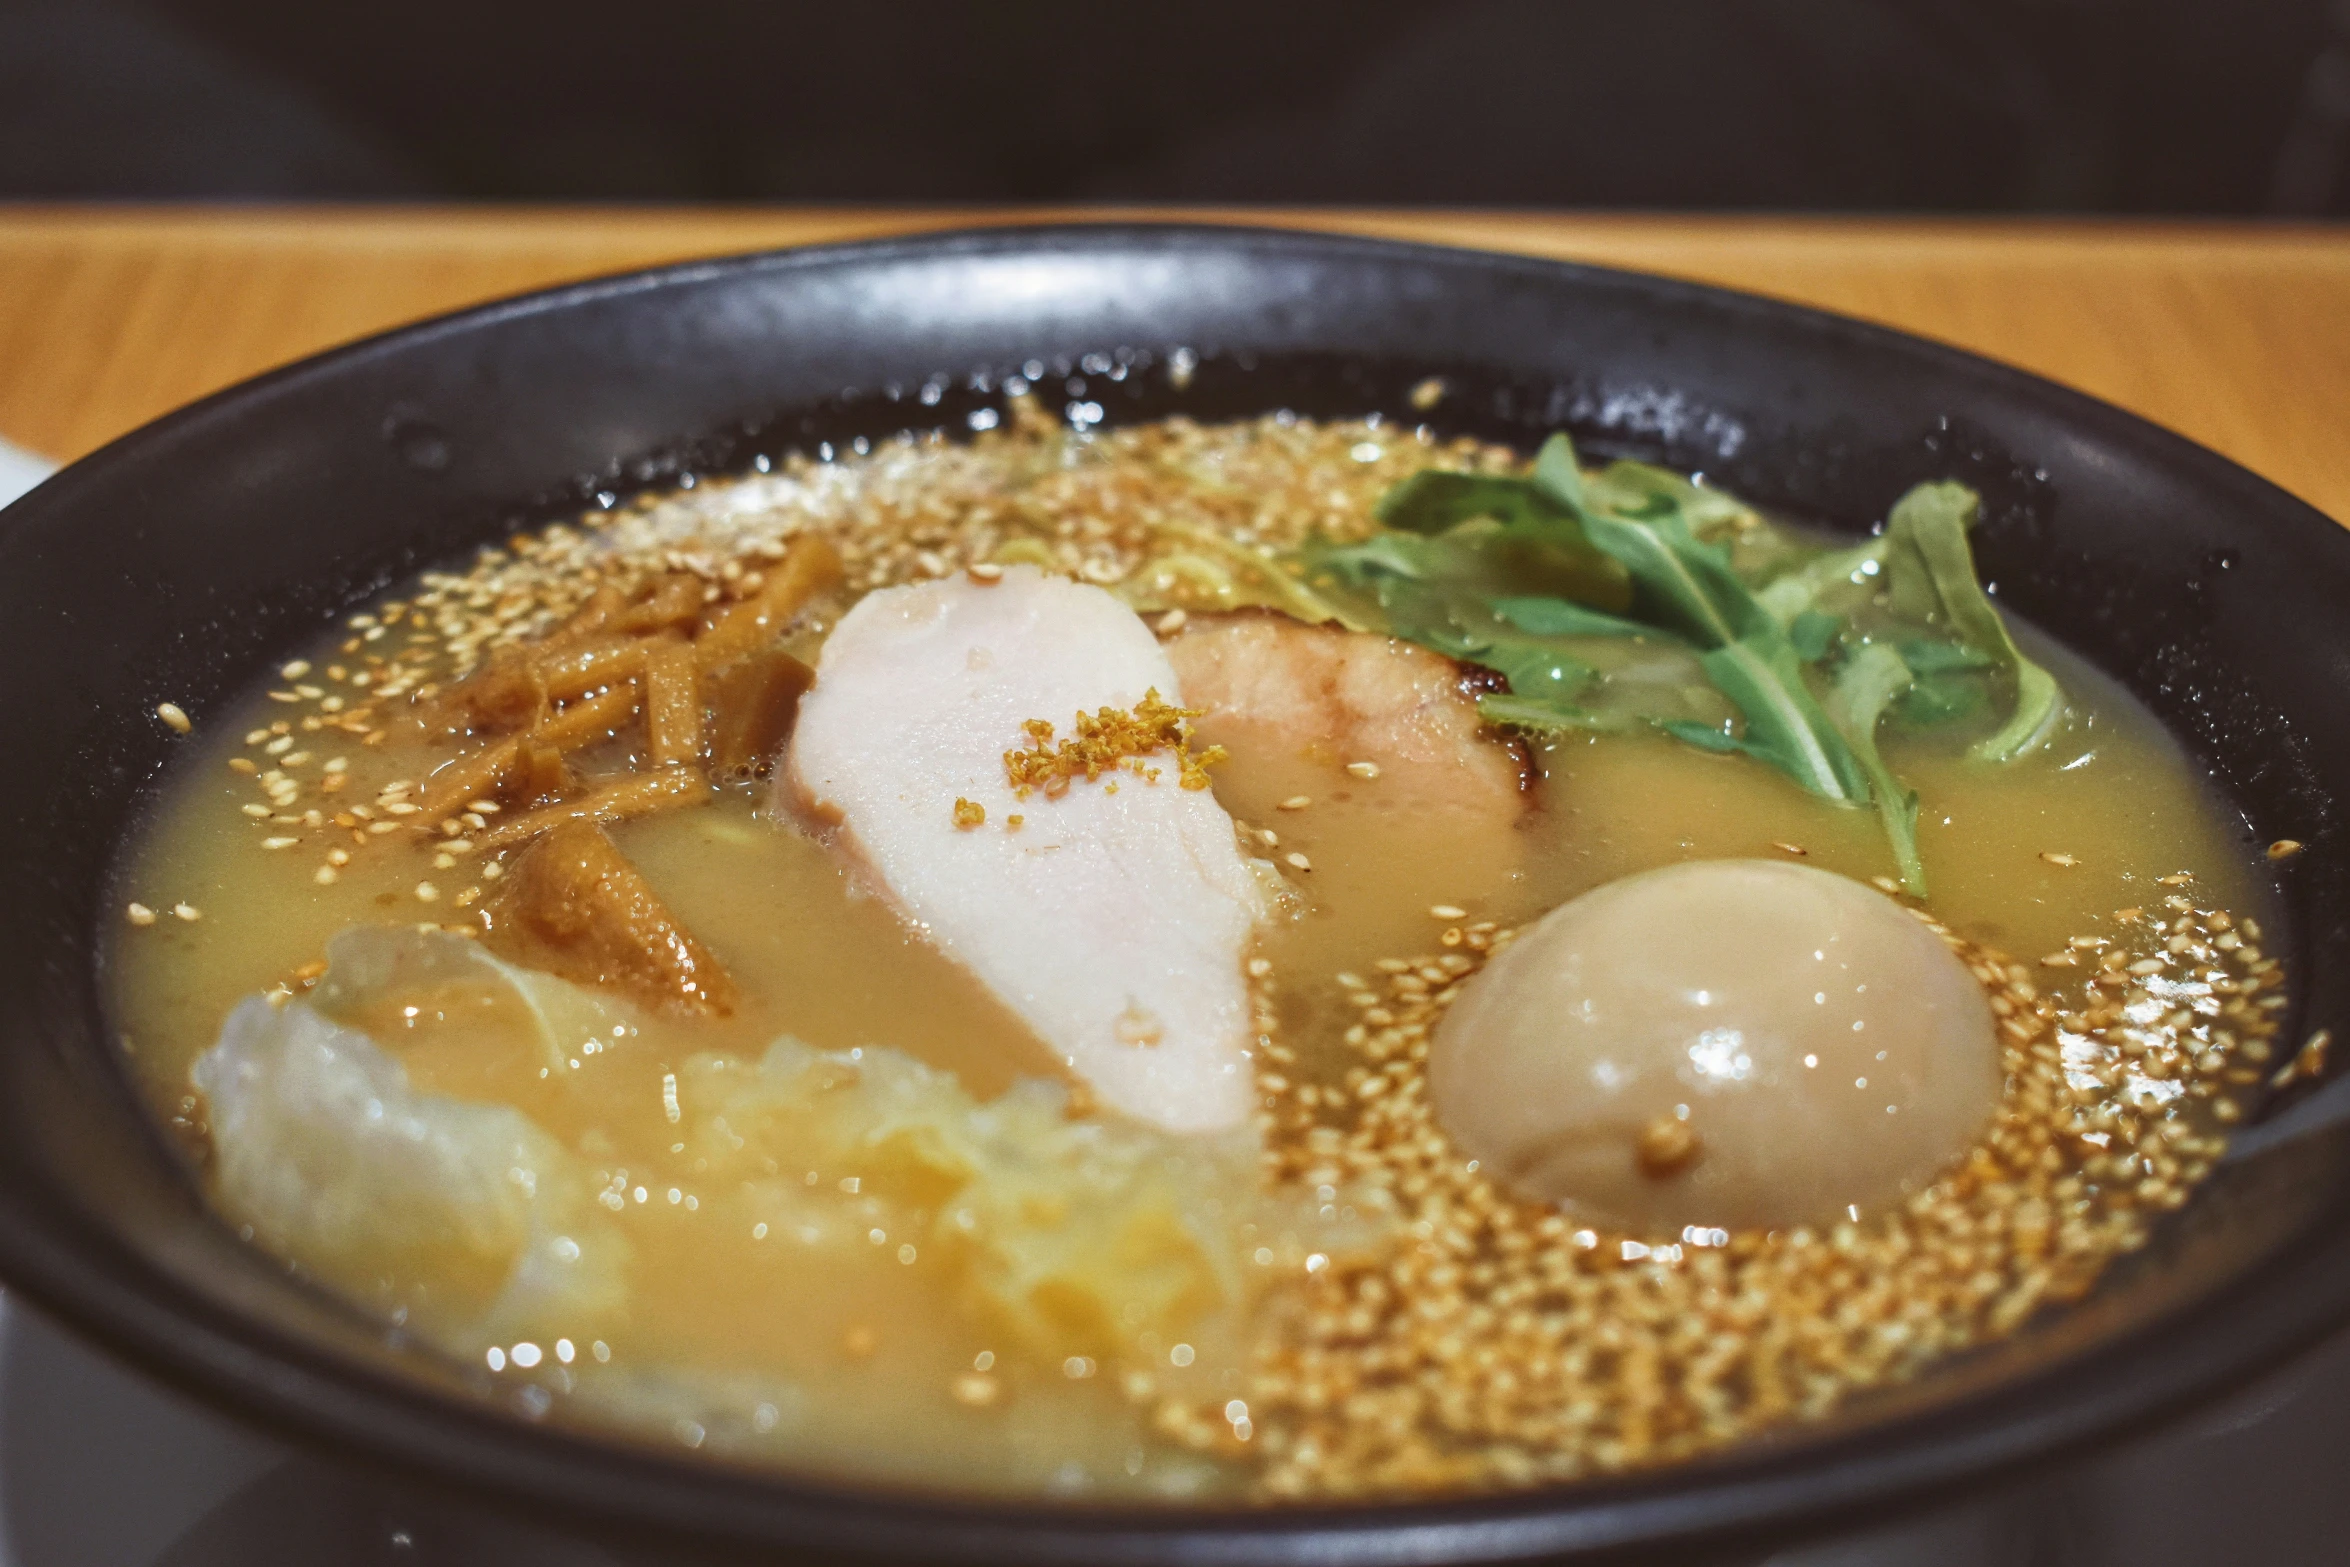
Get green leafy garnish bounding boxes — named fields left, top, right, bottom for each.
left=1891, top=638, right=1996, bottom=727
left=1489, top=596, right=1661, bottom=641
left=1787, top=609, right=1843, bottom=662
left=1826, top=642, right=1927, bottom=895
left=1474, top=693, right=1624, bottom=734
left=1427, top=630, right=1596, bottom=707
left=1753, top=537, right=1889, bottom=627
left=1519, top=437, right=1874, bottom=805
left=1375, top=468, right=1573, bottom=534
left=1881, top=482, right=2063, bottom=761
left=1321, top=435, right=2061, bottom=898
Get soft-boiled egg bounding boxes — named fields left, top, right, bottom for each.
left=1429, top=859, right=2000, bottom=1230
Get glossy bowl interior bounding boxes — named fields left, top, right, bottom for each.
left=3, top=225, right=2350, bottom=1566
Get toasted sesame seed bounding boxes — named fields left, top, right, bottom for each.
left=1870, top=875, right=1901, bottom=893
left=280, top=660, right=311, bottom=679
left=965, top=561, right=1005, bottom=584
left=227, top=757, right=257, bottom=775
left=1154, top=608, right=1189, bottom=635
left=1346, top=761, right=1380, bottom=779
left=2040, top=852, right=2078, bottom=868
left=1278, top=795, right=1312, bottom=811
left=1634, top=1114, right=1700, bottom=1177
left=171, top=903, right=200, bottom=922
left=1771, top=841, right=1808, bottom=857
left=240, top=803, right=271, bottom=819
left=155, top=702, right=192, bottom=734
left=261, top=836, right=298, bottom=850
left=1285, top=852, right=1311, bottom=872
left=125, top=902, right=156, bottom=926
left=1208, top=877, right=2272, bottom=1496
left=323, top=757, right=347, bottom=774
left=414, top=882, right=440, bottom=902
left=1247, top=957, right=1273, bottom=978
left=2269, top=839, right=2305, bottom=861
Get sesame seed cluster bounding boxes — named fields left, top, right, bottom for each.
left=1140, top=889, right=2283, bottom=1499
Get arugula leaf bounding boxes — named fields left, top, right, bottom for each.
left=1787, top=609, right=1842, bottom=662
left=1897, top=639, right=1998, bottom=674
left=1475, top=693, right=1625, bottom=733
left=1886, top=637, right=1994, bottom=727
left=1581, top=457, right=1754, bottom=538
left=1753, top=537, right=1890, bottom=626
left=1348, top=436, right=2062, bottom=901
left=1532, top=435, right=1589, bottom=510
left=1522, top=436, right=1872, bottom=805
left=1896, top=672, right=1991, bottom=728
left=1423, top=628, right=1596, bottom=706
left=1692, top=639, right=1873, bottom=803
left=1375, top=469, right=1572, bottom=534
left=1490, top=595, right=1662, bottom=640
left=1882, top=482, right=2063, bottom=761
left=1657, top=718, right=1748, bottom=753
left=1826, top=642, right=1927, bottom=895
left=1306, top=531, right=1438, bottom=585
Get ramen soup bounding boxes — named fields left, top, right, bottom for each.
left=108, top=397, right=2294, bottom=1502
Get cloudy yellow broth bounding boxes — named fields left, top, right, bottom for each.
left=102, top=413, right=2270, bottom=1500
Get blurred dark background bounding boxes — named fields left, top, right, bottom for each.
left=4, top=0, right=2350, bottom=213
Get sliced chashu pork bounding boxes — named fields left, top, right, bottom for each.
left=781, top=567, right=1264, bottom=1134
left=1165, top=612, right=1534, bottom=961
left=1165, top=612, right=1529, bottom=832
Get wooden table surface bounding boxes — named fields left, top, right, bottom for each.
left=2, top=206, right=2347, bottom=522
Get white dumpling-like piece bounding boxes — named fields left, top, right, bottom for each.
left=781, top=566, right=1266, bottom=1135
left=1430, top=860, right=2000, bottom=1230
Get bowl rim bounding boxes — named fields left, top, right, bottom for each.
left=7, top=219, right=2350, bottom=1565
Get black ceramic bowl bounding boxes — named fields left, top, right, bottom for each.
left=3, top=225, right=2349, bottom=1566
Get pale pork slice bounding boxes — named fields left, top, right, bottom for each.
left=1165, top=613, right=1529, bottom=834
left=781, top=567, right=1265, bottom=1134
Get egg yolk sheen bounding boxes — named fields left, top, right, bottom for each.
left=1429, top=860, right=2001, bottom=1231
